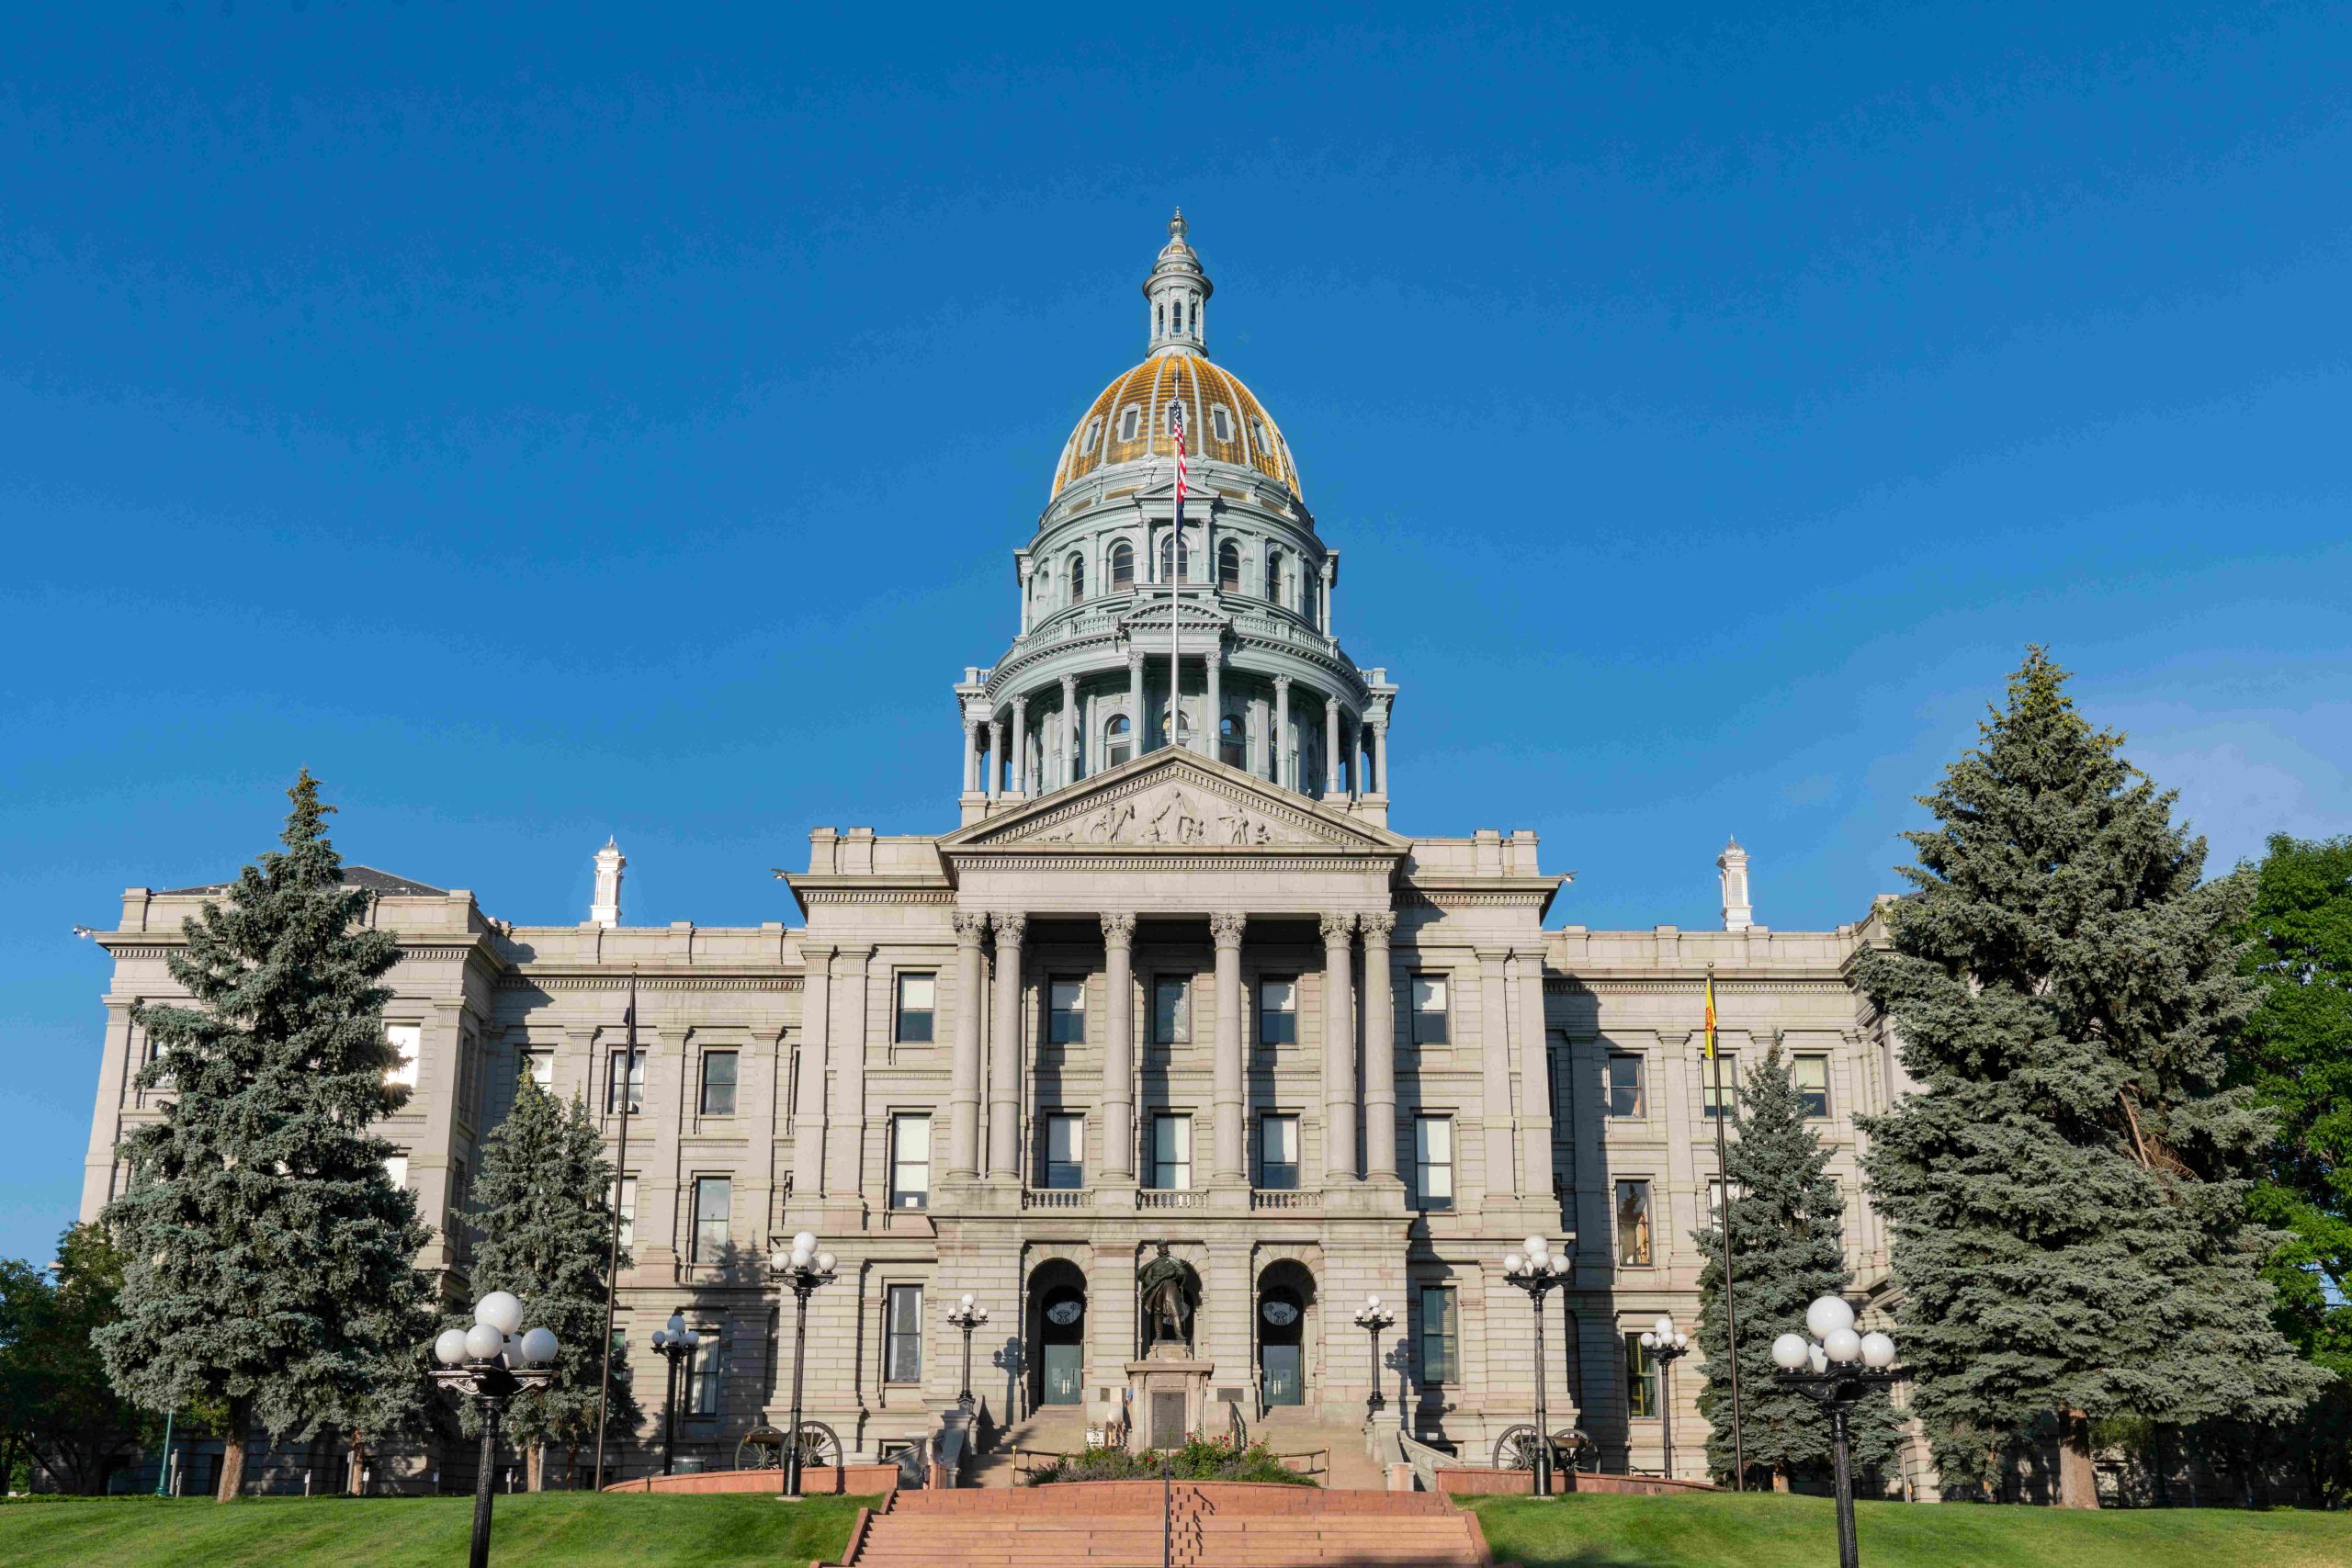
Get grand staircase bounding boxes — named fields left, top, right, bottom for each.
left=831, top=1482, right=1487, bottom=1568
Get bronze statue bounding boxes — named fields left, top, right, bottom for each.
left=1137, top=1242, right=1192, bottom=1346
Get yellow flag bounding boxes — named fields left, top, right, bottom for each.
left=1703, top=973, right=1717, bottom=1059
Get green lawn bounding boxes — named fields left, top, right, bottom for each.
left=1469, top=1490, right=2352, bottom=1568
left=0, top=1492, right=874, bottom=1568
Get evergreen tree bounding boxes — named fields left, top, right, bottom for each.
left=0, top=1225, right=145, bottom=1494
left=96, top=772, right=434, bottom=1501
left=1856, top=650, right=2324, bottom=1506
left=460, top=1077, right=637, bottom=1490
left=1692, top=1043, right=1899, bottom=1487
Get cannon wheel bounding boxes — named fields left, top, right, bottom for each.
left=1493, top=1425, right=1544, bottom=1471
left=1553, top=1427, right=1600, bottom=1472
left=793, top=1421, right=842, bottom=1470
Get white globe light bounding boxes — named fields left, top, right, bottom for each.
left=503, top=1334, right=524, bottom=1366
left=1640, top=1332, right=1657, bottom=1349
left=1770, top=1333, right=1810, bottom=1371
left=520, top=1326, right=559, bottom=1366
left=769, top=1247, right=794, bottom=1273
left=1503, top=1253, right=1524, bottom=1275
left=684, top=1329, right=702, bottom=1348
left=464, top=1323, right=505, bottom=1362
left=666, top=1312, right=687, bottom=1337
left=793, top=1231, right=818, bottom=1256
left=475, top=1291, right=526, bottom=1336
left=790, top=1249, right=813, bottom=1271
left=434, top=1328, right=470, bottom=1367
left=961, top=1293, right=974, bottom=1307
left=1804, top=1297, right=1855, bottom=1340
left=1550, top=1255, right=1571, bottom=1275
left=1522, top=1235, right=1546, bottom=1260
left=816, top=1252, right=837, bottom=1274
left=1653, top=1315, right=1675, bottom=1341
left=650, top=1329, right=667, bottom=1348
left=977, top=1306, right=990, bottom=1322
left=1824, top=1327, right=1863, bottom=1365
left=1807, top=1343, right=1829, bottom=1374
left=1674, top=1332, right=1690, bottom=1351
left=1366, top=1294, right=1381, bottom=1309
left=1860, top=1331, right=1896, bottom=1370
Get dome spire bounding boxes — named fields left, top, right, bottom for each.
left=1143, top=208, right=1212, bottom=357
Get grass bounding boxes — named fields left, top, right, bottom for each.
left=0, top=1491, right=875, bottom=1568
left=1468, top=1489, right=2352, bottom=1568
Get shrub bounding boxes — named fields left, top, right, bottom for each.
left=1029, top=1437, right=1316, bottom=1486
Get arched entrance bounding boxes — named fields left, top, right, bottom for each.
left=1257, top=1261, right=1316, bottom=1409
left=1028, top=1260, right=1088, bottom=1407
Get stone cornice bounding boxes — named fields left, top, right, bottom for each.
left=1546, top=976, right=1854, bottom=996
left=502, top=973, right=806, bottom=993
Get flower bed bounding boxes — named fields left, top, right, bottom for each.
left=1026, top=1438, right=1317, bottom=1486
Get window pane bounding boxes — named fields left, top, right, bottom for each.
left=384, top=1155, right=409, bottom=1191
left=1259, top=978, right=1296, bottom=1046
left=1152, top=1116, right=1193, bottom=1190
left=1419, top=1287, right=1458, bottom=1384
left=610, top=1176, right=637, bottom=1254
left=1409, top=976, right=1449, bottom=1043
left=1154, top=977, right=1192, bottom=1044
left=1415, top=1116, right=1453, bottom=1209
left=606, top=1049, right=645, bottom=1115
left=1259, top=1115, right=1299, bottom=1190
left=1702, top=1052, right=1738, bottom=1118
left=886, top=1285, right=923, bottom=1383
left=689, top=1326, right=728, bottom=1416
left=700, top=1051, right=738, bottom=1116
left=693, top=1177, right=731, bottom=1262
left=519, top=1050, right=552, bottom=1089
left=892, top=1115, right=932, bottom=1210
left=1605, top=1054, right=1645, bottom=1118
left=897, top=973, right=936, bottom=1043
left=1795, top=1055, right=1831, bottom=1118
left=1624, top=1333, right=1657, bottom=1417
left=385, top=1024, right=422, bottom=1089
left=1615, top=1180, right=1653, bottom=1266
left=1045, top=1113, right=1084, bottom=1190
left=1048, top=978, right=1087, bottom=1044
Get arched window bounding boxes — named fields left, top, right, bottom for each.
left=1119, top=405, right=1141, bottom=443
left=1157, top=532, right=1192, bottom=583
left=1159, top=704, right=1193, bottom=748
left=1156, top=304, right=1165, bottom=337
left=1218, top=540, right=1241, bottom=592
left=1109, top=539, right=1136, bottom=591
left=1219, top=714, right=1245, bottom=769
left=1211, top=405, right=1232, bottom=443
left=1250, top=416, right=1269, bottom=452
left=1105, top=715, right=1133, bottom=768
left=1068, top=552, right=1085, bottom=604
left=1082, top=418, right=1102, bottom=454
left=1264, top=547, right=1283, bottom=602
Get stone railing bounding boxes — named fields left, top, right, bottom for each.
left=1137, top=1189, right=1203, bottom=1211
left=1250, top=1189, right=1322, bottom=1212
left=1023, top=1188, right=1090, bottom=1211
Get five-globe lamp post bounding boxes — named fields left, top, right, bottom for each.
left=647, top=1312, right=701, bottom=1476
left=1351, top=1295, right=1396, bottom=1422
left=1770, top=1296, right=1900, bottom=1568
left=1501, top=1236, right=1571, bottom=1498
left=945, top=1295, right=991, bottom=1411
left=431, top=1291, right=559, bottom=1568
left=769, top=1231, right=839, bottom=1500
left=1639, top=1314, right=1691, bottom=1478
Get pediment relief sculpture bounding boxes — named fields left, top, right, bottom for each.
left=1023, top=782, right=1306, bottom=847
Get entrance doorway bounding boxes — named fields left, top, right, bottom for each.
left=1030, top=1262, right=1088, bottom=1408
left=1257, top=1261, right=1315, bottom=1409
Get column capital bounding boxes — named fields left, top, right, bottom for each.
left=1060, top=671, right=1078, bottom=696
left=1272, top=672, right=1292, bottom=693
left=1318, top=911, right=1357, bottom=945
left=1360, top=911, right=1396, bottom=942
left=994, top=912, right=1028, bottom=945
left=952, top=910, right=989, bottom=942
left=1209, top=911, right=1247, bottom=948
left=1100, top=910, right=1137, bottom=946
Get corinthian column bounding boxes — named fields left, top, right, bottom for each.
left=1323, top=698, right=1341, bottom=796
left=1210, top=912, right=1248, bottom=1182
left=1101, top=912, right=1137, bottom=1181
left=987, top=914, right=1027, bottom=1179
left=1272, top=675, right=1292, bottom=787
left=1320, top=913, right=1358, bottom=1181
left=948, top=912, right=988, bottom=1179
left=1061, top=673, right=1080, bottom=785
left=1361, top=913, right=1397, bottom=1179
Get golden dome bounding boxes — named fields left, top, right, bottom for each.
left=1051, top=354, right=1302, bottom=500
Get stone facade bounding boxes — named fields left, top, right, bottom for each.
left=76, top=215, right=1906, bottom=1483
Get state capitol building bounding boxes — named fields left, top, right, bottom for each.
left=79, top=215, right=1909, bottom=1484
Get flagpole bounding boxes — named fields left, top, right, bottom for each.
left=1170, top=404, right=1183, bottom=751
left=593, top=969, right=638, bottom=1491
left=1708, top=964, right=1747, bottom=1490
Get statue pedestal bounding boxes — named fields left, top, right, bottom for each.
left=1126, top=1342, right=1217, bottom=1449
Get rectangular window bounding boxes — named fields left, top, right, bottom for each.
left=1149, top=1114, right=1193, bottom=1190
left=610, top=1175, right=638, bottom=1254
left=688, top=1325, right=728, bottom=1416
left=1414, top=1115, right=1455, bottom=1211
left=1604, top=1053, right=1645, bottom=1118
left=896, top=973, right=936, bottom=1043
left=1707, top=1178, right=1730, bottom=1234
left=1409, top=975, right=1450, bottom=1044
left=1258, top=977, right=1298, bottom=1046
left=517, top=1049, right=553, bottom=1089
left=1702, top=1051, right=1739, bottom=1118
left=385, top=1023, right=422, bottom=1090
left=456, top=1033, right=481, bottom=1122
left=1419, top=1286, right=1458, bottom=1384
left=699, top=1050, right=739, bottom=1117
left=1258, top=1113, right=1300, bottom=1190
left=1795, top=1054, right=1832, bottom=1119
left=891, top=1114, right=933, bottom=1210
left=1624, top=1332, right=1658, bottom=1417
left=692, top=1176, right=731, bottom=1263
left=384, top=1155, right=409, bottom=1191
left=1043, top=1112, right=1085, bottom=1190
left=885, top=1285, right=924, bottom=1383
left=605, top=1048, right=646, bottom=1115
left=447, top=1158, right=470, bottom=1247
left=1616, top=1179, right=1654, bottom=1267
left=1047, top=977, right=1087, bottom=1045
left=1152, top=976, right=1193, bottom=1045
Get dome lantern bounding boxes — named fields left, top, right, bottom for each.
left=1144, top=208, right=1212, bottom=358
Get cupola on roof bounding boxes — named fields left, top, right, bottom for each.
left=1050, top=212, right=1302, bottom=501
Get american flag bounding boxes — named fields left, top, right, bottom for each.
left=1169, top=400, right=1189, bottom=514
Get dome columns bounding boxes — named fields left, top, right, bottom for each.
left=1146, top=209, right=1212, bottom=358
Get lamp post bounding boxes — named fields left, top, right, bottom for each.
left=430, top=1291, right=560, bottom=1568
left=768, top=1230, right=840, bottom=1500
left=1639, top=1314, right=1691, bottom=1478
left=1351, top=1295, right=1395, bottom=1422
left=1770, top=1296, right=1901, bottom=1568
left=1500, top=1235, right=1571, bottom=1498
left=946, top=1295, right=991, bottom=1410
left=648, top=1311, right=700, bottom=1476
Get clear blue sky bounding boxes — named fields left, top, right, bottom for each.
left=4, top=5, right=2347, bottom=1265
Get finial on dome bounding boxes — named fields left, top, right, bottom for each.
left=1144, top=209, right=1212, bottom=356
left=1170, top=208, right=1187, bottom=242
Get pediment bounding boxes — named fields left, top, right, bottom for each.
left=940, top=750, right=1406, bottom=855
